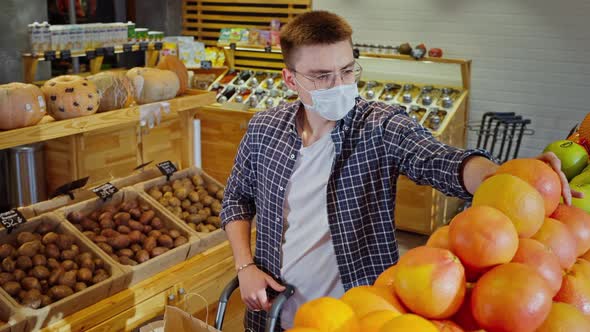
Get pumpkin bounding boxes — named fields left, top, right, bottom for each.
left=157, top=55, right=188, bottom=95
left=88, top=71, right=135, bottom=112
left=126, top=67, right=180, bottom=104
left=0, top=83, right=47, bottom=130
left=41, top=75, right=100, bottom=120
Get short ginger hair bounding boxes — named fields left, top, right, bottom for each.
left=279, top=11, right=353, bottom=69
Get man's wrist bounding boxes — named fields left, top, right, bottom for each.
left=236, top=262, right=256, bottom=273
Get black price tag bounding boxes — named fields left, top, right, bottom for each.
left=154, top=42, right=163, bottom=50
left=95, top=47, right=105, bottom=56
left=134, top=160, right=154, bottom=171
left=49, top=176, right=90, bottom=200
left=60, top=49, right=71, bottom=60
left=157, top=161, right=178, bottom=181
left=44, top=50, right=56, bottom=61
left=200, top=60, right=212, bottom=70
left=92, top=182, right=119, bottom=201
left=230, top=42, right=237, bottom=51
left=86, top=50, right=96, bottom=60
left=264, top=45, right=272, bottom=53
left=123, top=43, right=133, bottom=53
left=0, top=209, right=27, bottom=234
left=105, top=46, right=115, bottom=56
left=353, top=48, right=360, bottom=59
left=139, top=42, right=148, bottom=51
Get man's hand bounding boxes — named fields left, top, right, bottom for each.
left=238, top=265, right=286, bottom=312
left=536, top=152, right=584, bottom=206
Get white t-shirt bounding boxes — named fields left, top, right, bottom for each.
left=280, top=132, right=345, bottom=329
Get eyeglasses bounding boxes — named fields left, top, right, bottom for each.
left=290, top=61, right=363, bottom=90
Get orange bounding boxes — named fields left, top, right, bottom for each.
left=532, top=217, right=577, bottom=269
left=359, top=310, right=400, bottom=332
left=537, top=302, right=590, bottom=332
left=550, top=203, right=590, bottom=256
left=285, top=329, right=322, bottom=332
left=293, top=297, right=359, bottom=332
left=449, top=206, right=518, bottom=269
left=379, top=314, right=438, bottom=332
left=496, top=158, right=561, bottom=216
left=394, top=246, right=465, bottom=319
left=340, top=286, right=405, bottom=318
left=374, top=265, right=397, bottom=293
left=555, top=260, right=590, bottom=316
left=472, top=174, right=545, bottom=237
left=511, top=238, right=563, bottom=296
left=426, top=226, right=451, bottom=250
left=451, top=283, right=480, bottom=331
left=430, top=320, right=464, bottom=332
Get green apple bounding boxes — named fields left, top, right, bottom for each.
left=570, top=172, right=590, bottom=186
left=571, top=183, right=590, bottom=213
left=543, top=140, right=589, bottom=180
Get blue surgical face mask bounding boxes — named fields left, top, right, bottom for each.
left=295, top=78, right=359, bottom=121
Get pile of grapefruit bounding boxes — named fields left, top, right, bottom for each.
left=287, top=158, right=590, bottom=332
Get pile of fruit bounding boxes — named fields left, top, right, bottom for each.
left=146, top=173, right=223, bottom=233
left=287, top=158, right=590, bottom=332
left=0, top=220, right=110, bottom=309
left=67, top=199, right=189, bottom=266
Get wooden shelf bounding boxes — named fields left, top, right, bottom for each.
left=0, top=91, right=216, bottom=151
left=358, top=52, right=471, bottom=65
left=22, top=43, right=162, bottom=61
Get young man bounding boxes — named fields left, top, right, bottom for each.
left=220, top=10, right=575, bottom=331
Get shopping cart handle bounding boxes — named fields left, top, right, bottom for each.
left=215, top=276, right=239, bottom=329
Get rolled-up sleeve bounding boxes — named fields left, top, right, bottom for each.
left=382, top=114, right=493, bottom=200
left=220, top=128, right=257, bottom=228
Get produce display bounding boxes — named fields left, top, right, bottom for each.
left=66, top=199, right=189, bottom=266
left=0, top=82, right=47, bottom=130
left=126, top=67, right=180, bottom=104
left=146, top=173, right=222, bottom=233
left=0, top=219, right=110, bottom=309
left=287, top=158, right=590, bottom=332
left=41, top=75, right=100, bottom=120
left=87, top=71, right=135, bottom=112
left=156, top=55, right=189, bottom=96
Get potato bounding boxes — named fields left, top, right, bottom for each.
left=140, top=210, right=155, bottom=224
left=98, top=211, right=113, bottom=222
left=58, top=270, right=77, bottom=288
left=101, top=229, right=119, bottom=238
left=118, top=248, right=134, bottom=257
left=148, top=230, right=162, bottom=238
left=48, top=285, right=74, bottom=300
left=117, top=225, right=131, bottom=234
left=172, top=180, right=183, bottom=191
left=181, top=199, right=192, bottom=210
left=211, top=203, right=222, bottom=216
left=192, top=175, right=204, bottom=186
left=48, top=268, right=64, bottom=286
left=0, top=244, right=15, bottom=259
left=118, top=256, right=138, bottom=266
left=97, top=242, right=113, bottom=255
left=74, top=282, right=87, bottom=292
left=206, top=183, right=220, bottom=195
left=94, top=258, right=104, bottom=270
left=41, top=294, right=52, bottom=306
left=61, top=250, right=76, bottom=261
left=92, top=272, right=109, bottom=284
left=102, top=205, right=118, bottom=215
left=16, top=256, right=33, bottom=270
left=3, top=281, right=21, bottom=296
left=47, top=258, right=60, bottom=271
left=80, top=218, right=99, bottom=231
left=200, top=195, right=214, bottom=207
left=187, top=214, right=206, bottom=224
left=157, top=235, right=174, bottom=249
left=41, top=232, right=59, bottom=245
left=159, top=228, right=169, bottom=235
left=88, top=210, right=101, bottom=221
left=31, top=266, right=50, bottom=280
left=107, top=235, right=131, bottom=250
left=150, top=218, right=164, bottom=231
left=109, top=254, right=119, bottom=263
left=76, top=252, right=92, bottom=265
left=73, top=224, right=84, bottom=232
left=135, top=250, right=150, bottom=263
left=188, top=192, right=200, bottom=204
left=77, top=268, right=93, bottom=282
left=215, top=189, right=224, bottom=201
left=57, top=234, right=74, bottom=251
left=168, top=229, right=181, bottom=239
left=118, top=202, right=133, bottom=213
left=196, top=224, right=209, bottom=233
left=61, top=260, right=76, bottom=271
left=21, top=289, right=43, bottom=308
left=151, top=247, right=169, bottom=257
left=67, top=211, right=85, bottom=223
left=206, top=224, right=217, bottom=232
left=197, top=188, right=208, bottom=198
left=149, top=188, right=163, bottom=200
left=187, top=223, right=197, bottom=231
left=16, top=232, right=37, bottom=246
left=126, top=208, right=140, bottom=221
left=143, top=225, right=153, bottom=233
left=168, top=197, right=181, bottom=208
left=93, top=235, right=107, bottom=243
left=40, top=279, right=49, bottom=293
left=143, top=237, right=157, bottom=252
left=202, top=208, right=212, bottom=218
left=206, top=217, right=221, bottom=228
left=21, top=277, right=41, bottom=291
left=175, top=188, right=189, bottom=201
left=161, top=184, right=173, bottom=193
left=0, top=272, right=15, bottom=285
left=79, top=258, right=95, bottom=272
left=17, top=241, right=41, bottom=257
left=163, top=191, right=174, bottom=200
left=128, top=220, right=144, bottom=232
left=2, top=257, right=15, bottom=272
left=114, top=212, right=131, bottom=226
left=70, top=244, right=80, bottom=255
left=181, top=211, right=190, bottom=221
left=128, top=230, right=143, bottom=244
left=129, top=244, right=141, bottom=253
left=44, top=244, right=60, bottom=260
left=100, top=218, right=116, bottom=229
left=174, top=236, right=189, bottom=247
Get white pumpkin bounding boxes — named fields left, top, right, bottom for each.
left=126, top=67, right=180, bottom=104
left=88, top=71, right=135, bottom=112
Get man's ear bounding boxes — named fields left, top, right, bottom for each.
left=282, top=68, right=297, bottom=91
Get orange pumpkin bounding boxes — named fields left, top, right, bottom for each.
left=88, top=71, right=135, bottom=112
left=41, top=75, right=99, bottom=120
left=157, top=55, right=188, bottom=95
left=0, top=83, right=47, bottom=130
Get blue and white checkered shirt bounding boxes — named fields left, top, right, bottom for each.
left=221, top=98, right=490, bottom=331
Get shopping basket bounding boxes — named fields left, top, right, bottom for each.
left=214, top=276, right=296, bottom=332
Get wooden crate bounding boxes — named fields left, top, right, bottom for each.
left=58, top=189, right=199, bottom=287
left=182, top=0, right=312, bottom=46
left=0, top=293, right=27, bottom=332
left=0, top=213, right=129, bottom=331
left=139, top=118, right=185, bottom=169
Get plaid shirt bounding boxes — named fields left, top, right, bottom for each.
left=221, top=98, right=490, bottom=331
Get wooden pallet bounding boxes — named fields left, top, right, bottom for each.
left=182, top=0, right=312, bottom=46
